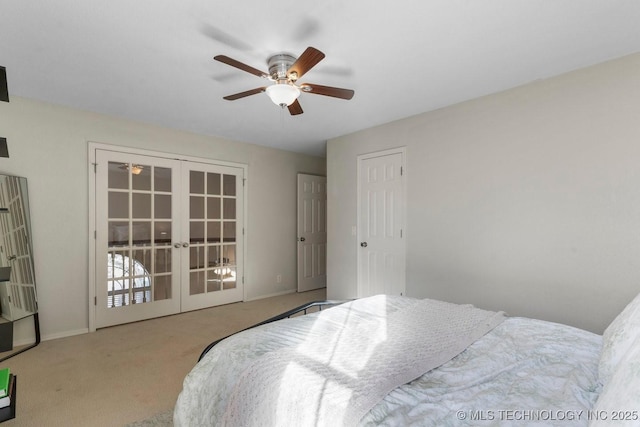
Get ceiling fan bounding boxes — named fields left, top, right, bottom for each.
left=214, top=47, right=354, bottom=116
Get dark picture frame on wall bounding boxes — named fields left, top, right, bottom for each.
left=0, top=66, right=8, bottom=103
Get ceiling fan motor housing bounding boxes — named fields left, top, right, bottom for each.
left=267, top=54, right=297, bottom=81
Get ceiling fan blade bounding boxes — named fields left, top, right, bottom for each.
left=214, top=55, right=268, bottom=78
left=223, top=87, right=266, bottom=100
left=287, top=99, right=304, bottom=116
left=300, top=83, right=354, bottom=100
left=287, top=47, right=325, bottom=80
left=202, top=24, right=252, bottom=52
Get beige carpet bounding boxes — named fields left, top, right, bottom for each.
left=1, top=289, right=326, bottom=427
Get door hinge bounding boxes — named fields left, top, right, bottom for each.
left=242, top=276, right=245, bottom=284
left=94, top=230, right=97, bottom=239
left=93, top=162, right=97, bottom=173
left=400, top=229, right=403, bottom=238
left=94, top=296, right=97, bottom=306
left=400, top=166, right=403, bottom=176
left=243, top=178, right=246, bottom=187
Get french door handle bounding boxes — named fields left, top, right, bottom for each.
left=360, top=242, right=368, bottom=248
left=182, top=242, right=189, bottom=248
left=174, top=243, right=181, bottom=249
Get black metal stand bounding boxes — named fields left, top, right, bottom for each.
left=0, top=313, right=40, bottom=363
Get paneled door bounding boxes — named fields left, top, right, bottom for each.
left=93, top=149, right=244, bottom=328
left=297, top=174, right=327, bottom=292
left=357, top=149, right=406, bottom=297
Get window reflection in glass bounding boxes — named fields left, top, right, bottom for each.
left=107, top=252, right=151, bottom=307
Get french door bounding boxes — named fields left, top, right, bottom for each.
left=180, top=161, right=244, bottom=312
left=93, top=148, right=244, bottom=329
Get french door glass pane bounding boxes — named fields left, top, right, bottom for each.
left=132, top=221, right=151, bottom=244
left=190, top=171, right=204, bottom=194
left=207, top=221, right=221, bottom=242
left=190, top=246, right=205, bottom=269
left=207, top=246, right=220, bottom=267
left=207, top=198, right=221, bottom=219
left=154, top=167, right=171, bottom=192
left=188, top=170, right=238, bottom=296
left=132, top=193, right=151, bottom=218
left=190, top=270, right=204, bottom=295
left=223, top=174, right=236, bottom=196
left=133, top=248, right=151, bottom=270
left=223, top=222, right=236, bottom=240
left=221, top=244, right=236, bottom=290
left=207, top=173, right=221, bottom=195
left=154, top=275, right=171, bottom=300
left=223, top=244, right=236, bottom=264
left=132, top=165, right=151, bottom=191
left=190, top=222, right=205, bottom=243
left=154, top=222, right=171, bottom=244
left=155, top=194, right=171, bottom=219
left=223, top=199, right=236, bottom=219
left=108, top=192, right=128, bottom=218
left=155, top=248, right=171, bottom=273
left=108, top=162, right=128, bottom=189
left=108, top=221, right=129, bottom=246
left=106, top=162, right=173, bottom=307
left=191, top=196, right=204, bottom=219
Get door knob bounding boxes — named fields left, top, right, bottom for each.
left=299, top=237, right=306, bottom=242
left=182, top=242, right=189, bottom=248
left=174, top=243, right=181, bottom=249
left=360, top=242, right=368, bottom=247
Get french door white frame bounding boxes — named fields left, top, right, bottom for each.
left=87, top=142, right=248, bottom=332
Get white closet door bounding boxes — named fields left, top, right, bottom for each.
left=357, top=150, right=406, bottom=297
left=297, top=174, right=327, bottom=292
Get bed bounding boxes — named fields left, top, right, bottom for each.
left=174, top=293, right=640, bottom=426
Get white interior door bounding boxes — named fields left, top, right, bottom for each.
left=297, top=174, right=327, bottom=292
left=95, top=151, right=181, bottom=328
left=93, top=148, right=245, bottom=328
left=181, top=162, right=244, bottom=311
left=357, top=149, right=406, bottom=297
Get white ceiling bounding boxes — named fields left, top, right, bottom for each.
left=1, top=1, right=639, bottom=157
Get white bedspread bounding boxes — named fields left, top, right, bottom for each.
left=174, top=295, right=602, bottom=427
left=221, top=297, right=504, bottom=426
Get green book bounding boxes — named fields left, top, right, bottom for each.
left=0, top=368, right=9, bottom=397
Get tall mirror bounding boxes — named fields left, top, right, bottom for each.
left=0, top=174, right=39, bottom=360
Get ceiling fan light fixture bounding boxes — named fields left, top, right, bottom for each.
left=265, top=83, right=300, bottom=107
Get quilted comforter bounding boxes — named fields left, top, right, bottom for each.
left=174, top=295, right=601, bottom=426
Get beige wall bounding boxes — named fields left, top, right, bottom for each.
left=327, top=53, right=640, bottom=334
left=0, top=97, right=325, bottom=342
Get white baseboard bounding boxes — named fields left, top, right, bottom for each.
left=40, top=328, right=90, bottom=343
left=245, top=289, right=296, bottom=302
